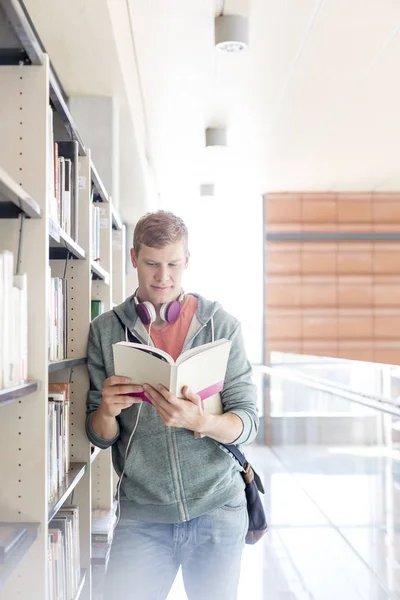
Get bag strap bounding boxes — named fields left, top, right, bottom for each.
left=218, top=443, right=247, bottom=468
left=218, top=442, right=265, bottom=494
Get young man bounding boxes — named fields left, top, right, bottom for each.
left=86, top=210, right=259, bottom=600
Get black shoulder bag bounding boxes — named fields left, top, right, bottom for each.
left=220, top=443, right=268, bottom=544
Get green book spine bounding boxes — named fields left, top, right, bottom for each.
left=91, top=300, right=104, bottom=321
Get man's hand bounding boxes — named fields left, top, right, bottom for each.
left=143, top=384, right=203, bottom=431
left=99, top=376, right=144, bottom=418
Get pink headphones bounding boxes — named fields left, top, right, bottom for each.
left=133, top=290, right=184, bottom=325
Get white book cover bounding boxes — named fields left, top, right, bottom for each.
left=47, top=105, right=58, bottom=222
left=0, top=254, right=3, bottom=388
left=2, top=251, right=14, bottom=388
left=63, top=159, right=72, bottom=237
left=11, top=285, right=20, bottom=385
left=49, top=277, right=56, bottom=362
left=112, top=338, right=232, bottom=413
left=59, top=157, right=65, bottom=232
left=13, top=273, right=27, bottom=383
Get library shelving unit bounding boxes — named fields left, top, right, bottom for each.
left=0, top=50, right=123, bottom=599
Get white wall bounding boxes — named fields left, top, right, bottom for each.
left=164, top=184, right=264, bottom=366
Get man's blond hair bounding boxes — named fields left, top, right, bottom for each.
left=133, top=210, right=188, bottom=255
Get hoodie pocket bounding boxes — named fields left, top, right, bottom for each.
left=121, top=430, right=177, bottom=506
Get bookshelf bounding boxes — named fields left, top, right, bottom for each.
left=0, top=382, right=39, bottom=407
left=74, top=570, right=88, bottom=600
left=47, top=464, right=87, bottom=525
left=0, top=167, right=41, bottom=219
left=0, top=524, right=40, bottom=591
left=0, top=46, right=123, bottom=600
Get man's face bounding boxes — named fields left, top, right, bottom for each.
left=130, top=241, right=189, bottom=306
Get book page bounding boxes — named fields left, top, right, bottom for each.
left=174, top=340, right=232, bottom=399
left=114, top=341, right=174, bottom=364
left=175, top=338, right=228, bottom=366
left=113, top=343, right=173, bottom=390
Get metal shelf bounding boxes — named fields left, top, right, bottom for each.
left=91, top=540, right=112, bottom=567
left=73, top=569, right=87, bottom=600
left=49, top=220, right=86, bottom=260
left=0, top=382, right=39, bottom=407
left=110, top=203, right=122, bottom=231
left=48, top=358, right=87, bottom=373
left=91, top=161, right=109, bottom=204
left=0, top=166, right=41, bottom=219
left=0, top=523, right=39, bottom=590
left=48, top=463, right=86, bottom=523
left=90, top=446, right=101, bottom=464
left=91, top=261, right=110, bottom=285
left=0, top=2, right=86, bottom=156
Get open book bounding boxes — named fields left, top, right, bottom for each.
left=112, top=338, right=232, bottom=414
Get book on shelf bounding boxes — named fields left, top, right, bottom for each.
left=48, top=131, right=80, bottom=242
left=57, top=140, right=79, bottom=241
left=91, top=543, right=112, bottom=568
left=47, top=107, right=58, bottom=224
left=48, top=506, right=80, bottom=600
left=91, top=203, right=100, bottom=262
left=91, top=503, right=117, bottom=572
left=48, top=270, right=68, bottom=362
left=92, top=503, right=117, bottom=544
left=0, top=523, right=28, bottom=563
left=112, top=338, right=232, bottom=414
left=48, top=383, right=71, bottom=501
left=91, top=300, right=104, bottom=321
left=0, top=250, right=28, bottom=389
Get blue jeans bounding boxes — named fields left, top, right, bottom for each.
left=104, top=491, right=248, bottom=600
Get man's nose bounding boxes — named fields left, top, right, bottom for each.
left=155, top=266, right=170, bottom=282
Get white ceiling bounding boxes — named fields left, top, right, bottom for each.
left=126, top=0, right=400, bottom=202
left=20, top=0, right=400, bottom=217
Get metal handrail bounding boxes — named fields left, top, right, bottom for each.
left=254, top=364, right=400, bottom=418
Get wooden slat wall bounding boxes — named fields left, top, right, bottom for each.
left=265, top=193, right=400, bottom=364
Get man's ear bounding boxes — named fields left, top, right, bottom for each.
left=185, top=251, right=190, bottom=269
left=130, top=248, right=138, bottom=268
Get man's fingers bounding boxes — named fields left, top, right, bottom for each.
left=109, top=398, right=142, bottom=410
left=182, top=386, right=201, bottom=406
left=116, top=401, right=142, bottom=409
left=106, top=375, right=132, bottom=386
left=106, top=384, right=143, bottom=396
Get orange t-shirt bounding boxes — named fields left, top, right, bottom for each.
left=148, top=295, right=198, bottom=361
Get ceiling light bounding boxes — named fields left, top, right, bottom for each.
left=205, top=127, right=227, bottom=149
left=214, top=15, right=249, bottom=53
left=200, top=183, right=215, bottom=197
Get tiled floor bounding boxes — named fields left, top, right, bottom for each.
left=167, top=444, right=400, bottom=599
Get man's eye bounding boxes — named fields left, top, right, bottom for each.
left=169, top=263, right=177, bottom=267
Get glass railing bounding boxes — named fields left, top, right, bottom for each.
left=259, top=353, right=400, bottom=416
left=253, top=353, right=400, bottom=446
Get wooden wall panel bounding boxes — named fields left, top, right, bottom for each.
left=264, top=192, right=400, bottom=365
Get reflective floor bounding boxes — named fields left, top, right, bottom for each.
left=167, top=444, right=400, bottom=599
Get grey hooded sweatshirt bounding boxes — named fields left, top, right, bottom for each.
left=86, top=293, right=259, bottom=523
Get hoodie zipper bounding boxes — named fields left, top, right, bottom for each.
left=129, top=312, right=214, bottom=522
left=168, top=429, right=188, bottom=521
left=168, top=319, right=211, bottom=521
